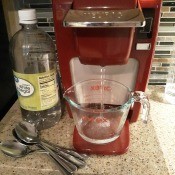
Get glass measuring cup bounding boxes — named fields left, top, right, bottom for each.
left=64, top=79, right=150, bottom=144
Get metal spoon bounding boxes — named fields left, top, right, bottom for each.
left=12, top=128, right=86, bottom=168
left=14, top=121, right=77, bottom=174
left=0, top=140, right=36, bottom=158
left=0, top=140, right=72, bottom=175
left=14, top=121, right=88, bottom=161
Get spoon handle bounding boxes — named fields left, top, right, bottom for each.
left=42, top=141, right=86, bottom=168
left=47, top=154, right=73, bottom=175
left=38, top=143, right=77, bottom=173
left=42, top=139, right=89, bottom=160
left=61, top=148, right=89, bottom=160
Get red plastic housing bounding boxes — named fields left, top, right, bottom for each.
left=76, top=28, right=135, bottom=66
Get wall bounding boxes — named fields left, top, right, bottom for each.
left=151, top=1, right=175, bottom=85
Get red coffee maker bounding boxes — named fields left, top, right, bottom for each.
left=52, top=0, right=161, bottom=155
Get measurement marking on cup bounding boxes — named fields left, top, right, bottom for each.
left=90, top=85, right=111, bottom=91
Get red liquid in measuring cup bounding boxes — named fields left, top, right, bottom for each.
left=81, top=103, right=121, bottom=110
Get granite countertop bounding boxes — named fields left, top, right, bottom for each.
left=0, top=86, right=175, bottom=175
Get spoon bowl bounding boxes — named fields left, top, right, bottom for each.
left=15, top=121, right=38, bottom=144
left=12, top=129, right=33, bottom=146
left=0, top=140, right=33, bottom=158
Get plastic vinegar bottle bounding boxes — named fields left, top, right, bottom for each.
left=10, top=9, right=62, bottom=129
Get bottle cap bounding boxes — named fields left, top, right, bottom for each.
left=18, top=9, right=37, bottom=24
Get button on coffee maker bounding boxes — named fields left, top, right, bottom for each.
left=52, top=0, right=161, bottom=154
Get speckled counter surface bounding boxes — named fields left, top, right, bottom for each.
left=0, top=86, right=174, bottom=175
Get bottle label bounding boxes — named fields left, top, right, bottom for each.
left=13, top=69, right=59, bottom=111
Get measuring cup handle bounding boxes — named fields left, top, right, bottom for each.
left=131, top=91, right=150, bottom=124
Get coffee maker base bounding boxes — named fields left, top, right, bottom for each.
left=73, top=120, right=130, bottom=155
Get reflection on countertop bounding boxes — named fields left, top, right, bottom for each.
left=0, top=85, right=174, bottom=175
left=147, top=85, right=165, bottom=103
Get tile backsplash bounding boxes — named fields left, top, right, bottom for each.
left=20, top=0, right=175, bottom=85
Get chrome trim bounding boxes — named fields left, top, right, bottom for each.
left=63, top=8, right=145, bottom=28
